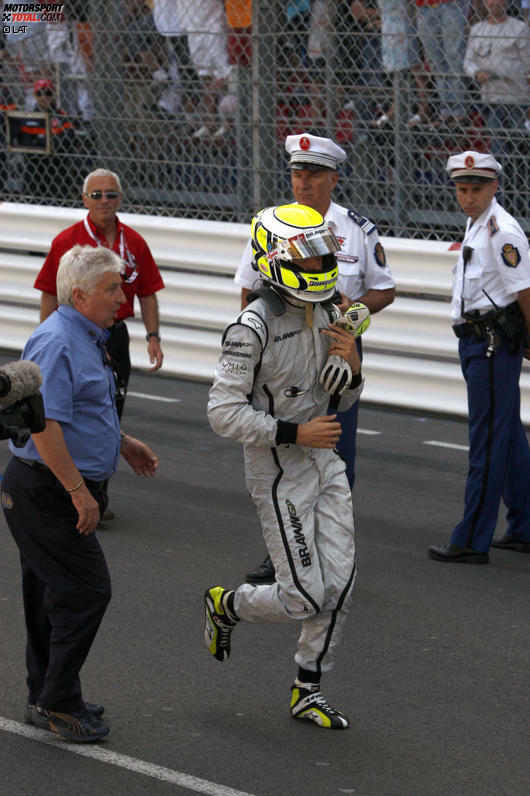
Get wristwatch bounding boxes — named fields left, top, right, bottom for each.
left=146, top=332, right=161, bottom=342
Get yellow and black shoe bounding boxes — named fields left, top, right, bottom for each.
left=204, top=587, right=237, bottom=662
left=32, top=706, right=109, bottom=742
left=290, top=685, right=350, bottom=729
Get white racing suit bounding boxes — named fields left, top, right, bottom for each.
left=207, top=289, right=363, bottom=675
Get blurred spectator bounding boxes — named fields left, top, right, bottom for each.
left=307, top=0, right=385, bottom=127
left=121, top=0, right=170, bottom=114
left=414, top=0, right=469, bottom=127
left=45, top=6, right=94, bottom=122
left=373, top=0, right=431, bottom=128
left=19, top=79, right=80, bottom=202
left=225, top=0, right=252, bottom=67
left=122, top=0, right=165, bottom=75
left=342, top=0, right=384, bottom=123
left=152, top=0, right=199, bottom=116
left=279, top=1, right=311, bottom=70
left=183, top=0, right=232, bottom=139
left=0, top=40, right=16, bottom=190
left=464, top=0, right=529, bottom=139
left=304, top=0, right=331, bottom=122
left=0, top=8, right=50, bottom=109
left=464, top=0, right=529, bottom=210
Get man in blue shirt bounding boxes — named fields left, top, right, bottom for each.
left=1, top=245, right=158, bottom=742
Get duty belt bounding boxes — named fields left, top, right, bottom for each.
left=452, top=302, right=521, bottom=343
left=452, top=310, right=501, bottom=357
left=452, top=318, right=492, bottom=341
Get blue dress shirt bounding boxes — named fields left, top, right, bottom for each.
left=10, top=305, right=121, bottom=479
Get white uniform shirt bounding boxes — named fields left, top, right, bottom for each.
left=234, top=201, right=395, bottom=299
left=451, top=197, right=530, bottom=322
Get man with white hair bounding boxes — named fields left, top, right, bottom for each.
left=35, top=168, right=164, bottom=516
left=1, top=245, right=158, bottom=742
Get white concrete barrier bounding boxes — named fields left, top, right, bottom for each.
left=1, top=203, right=528, bottom=423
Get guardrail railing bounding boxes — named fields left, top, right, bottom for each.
left=1, top=203, right=528, bottom=423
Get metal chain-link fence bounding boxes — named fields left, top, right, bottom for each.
left=1, top=0, right=528, bottom=240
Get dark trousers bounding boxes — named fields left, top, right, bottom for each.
left=329, top=337, right=363, bottom=491
left=106, top=320, right=131, bottom=422
left=1, top=457, right=111, bottom=712
left=450, top=337, right=530, bottom=552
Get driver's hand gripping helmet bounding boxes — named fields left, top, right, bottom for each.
left=250, top=204, right=340, bottom=303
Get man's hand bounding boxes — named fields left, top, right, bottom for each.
left=336, top=292, right=351, bottom=314
left=296, top=415, right=342, bottom=448
left=320, top=354, right=353, bottom=395
left=121, top=435, right=159, bottom=476
left=70, top=485, right=100, bottom=535
left=147, top=337, right=163, bottom=371
left=475, top=70, right=491, bottom=85
left=320, top=324, right=361, bottom=373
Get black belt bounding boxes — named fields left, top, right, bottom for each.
left=452, top=313, right=497, bottom=341
left=15, top=457, right=105, bottom=489
left=452, top=322, right=476, bottom=339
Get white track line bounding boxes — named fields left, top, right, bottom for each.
left=0, top=718, right=254, bottom=796
left=127, top=391, right=180, bottom=403
left=423, top=440, right=469, bottom=451
left=357, top=429, right=382, bottom=435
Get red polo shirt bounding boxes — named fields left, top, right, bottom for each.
left=34, top=214, right=165, bottom=320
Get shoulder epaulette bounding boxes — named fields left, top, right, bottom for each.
left=348, top=208, right=376, bottom=235
left=488, top=216, right=499, bottom=237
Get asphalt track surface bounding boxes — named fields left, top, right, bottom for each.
left=0, top=359, right=529, bottom=796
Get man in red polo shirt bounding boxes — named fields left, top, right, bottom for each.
left=35, top=168, right=165, bottom=517
left=35, top=167, right=165, bottom=414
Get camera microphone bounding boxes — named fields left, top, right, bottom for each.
left=0, top=360, right=42, bottom=406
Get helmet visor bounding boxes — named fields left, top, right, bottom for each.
left=275, top=227, right=341, bottom=262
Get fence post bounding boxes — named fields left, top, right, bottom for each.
left=392, top=70, right=406, bottom=235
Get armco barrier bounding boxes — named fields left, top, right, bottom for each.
left=0, top=203, right=528, bottom=423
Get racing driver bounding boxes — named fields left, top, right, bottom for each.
left=204, top=204, right=363, bottom=729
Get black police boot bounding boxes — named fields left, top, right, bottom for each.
left=246, top=554, right=276, bottom=585
left=491, top=534, right=530, bottom=553
left=428, top=543, right=489, bottom=564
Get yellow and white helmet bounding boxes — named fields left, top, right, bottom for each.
left=250, top=204, right=340, bottom=303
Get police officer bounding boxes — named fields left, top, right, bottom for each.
left=429, top=151, right=530, bottom=564
left=236, top=132, right=395, bottom=584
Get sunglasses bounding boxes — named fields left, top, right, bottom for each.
left=36, top=90, right=53, bottom=97
left=85, top=191, right=121, bottom=201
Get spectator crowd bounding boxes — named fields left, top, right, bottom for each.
left=0, top=0, right=528, bottom=223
